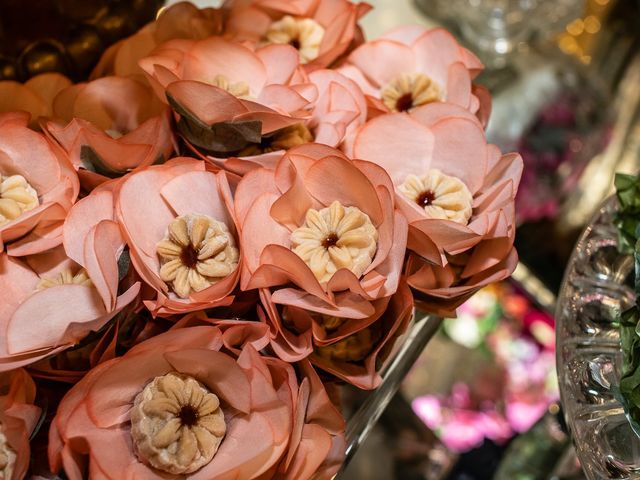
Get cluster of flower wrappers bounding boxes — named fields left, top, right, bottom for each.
left=0, top=1, right=522, bottom=479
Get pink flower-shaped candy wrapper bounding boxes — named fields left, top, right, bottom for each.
left=0, top=211, right=141, bottom=371
left=310, top=278, right=414, bottom=389
left=172, top=311, right=271, bottom=354
left=272, top=359, right=346, bottom=479
left=92, top=1, right=224, bottom=79
left=26, top=318, right=123, bottom=384
left=257, top=287, right=393, bottom=363
left=0, top=369, right=41, bottom=480
left=139, top=37, right=317, bottom=155
left=175, top=316, right=347, bottom=479
left=16, top=179, right=144, bottom=381
left=351, top=103, right=522, bottom=316
left=225, top=0, right=371, bottom=70
left=201, top=68, right=366, bottom=176
left=0, top=73, right=72, bottom=128
left=379, top=24, right=493, bottom=125
left=48, top=325, right=343, bottom=479
left=115, top=158, right=242, bottom=316
left=44, top=76, right=175, bottom=191
left=235, top=143, right=407, bottom=319
left=339, top=26, right=486, bottom=121
left=0, top=112, right=79, bottom=256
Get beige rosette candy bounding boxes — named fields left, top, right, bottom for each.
left=264, top=15, right=325, bottom=64
left=398, top=169, right=473, bottom=224
left=290, top=200, right=378, bottom=284
left=0, top=427, right=16, bottom=480
left=156, top=214, right=240, bottom=299
left=380, top=73, right=443, bottom=112
left=130, top=372, right=226, bottom=475
left=0, top=174, right=40, bottom=228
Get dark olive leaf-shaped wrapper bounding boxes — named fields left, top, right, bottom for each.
left=80, top=146, right=166, bottom=178
left=167, top=92, right=263, bottom=153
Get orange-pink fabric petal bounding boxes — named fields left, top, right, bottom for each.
left=347, top=39, right=415, bottom=88
left=353, top=113, right=434, bottom=185
left=0, top=369, right=41, bottom=480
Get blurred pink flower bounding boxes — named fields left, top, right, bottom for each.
left=413, top=392, right=512, bottom=452
left=476, top=411, right=512, bottom=444
left=412, top=296, right=558, bottom=453
left=439, top=411, right=486, bottom=452
left=411, top=395, right=442, bottom=430
left=506, top=396, right=550, bottom=433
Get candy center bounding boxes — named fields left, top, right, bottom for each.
left=180, top=243, right=200, bottom=270
left=211, top=74, right=251, bottom=99
left=0, top=425, right=16, bottom=480
left=0, top=174, right=40, bottom=227
left=265, top=15, right=325, bottom=64
left=380, top=73, right=442, bottom=112
left=394, top=93, right=414, bottom=113
left=156, top=214, right=240, bottom=299
left=416, top=190, right=436, bottom=207
left=131, top=372, right=226, bottom=475
left=322, top=232, right=339, bottom=248
left=289, top=38, right=301, bottom=50
left=36, top=268, right=93, bottom=290
left=290, top=200, right=378, bottom=284
left=399, top=170, right=473, bottom=225
left=178, top=404, right=199, bottom=427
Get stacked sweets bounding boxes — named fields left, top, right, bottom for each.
left=0, top=2, right=521, bottom=479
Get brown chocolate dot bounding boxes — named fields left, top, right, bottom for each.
left=289, top=38, right=301, bottom=50
left=178, top=405, right=199, bottom=427
left=180, top=244, right=199, bottom=269
left=322, top=233, right=339, bottom=248
left=395, top=93, right=414, bottom=112
left=417, top=190, right=436, bottom=207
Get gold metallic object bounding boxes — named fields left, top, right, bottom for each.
left=0, top=0, right=163, bottom=81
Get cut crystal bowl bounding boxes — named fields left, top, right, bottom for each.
left=556, top=196, right=640, bottom=479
